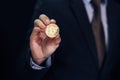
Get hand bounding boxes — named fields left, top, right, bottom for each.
left=30, top=14, right=61, bottom=64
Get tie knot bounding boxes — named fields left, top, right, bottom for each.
left=91, top=0, right=101, bottom=13
left=91, top=0, right=100, bottom=7
left=91, top=0, right=105, bottom=6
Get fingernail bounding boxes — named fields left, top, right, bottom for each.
left=39, top=14, right=46, bottom=18
left=46, top=19, right=50, bottom=24
left=34, top=19, right=39, bottom=23
left=51, top=19, right=56, bottom=23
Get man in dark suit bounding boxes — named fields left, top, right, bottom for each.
left=22, top=0, right=120, bottom=80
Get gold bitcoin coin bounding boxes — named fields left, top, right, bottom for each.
left=45, top=24, right=59, bottom=38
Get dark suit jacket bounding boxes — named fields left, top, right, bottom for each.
left=19, top=0, right=120, bottom=80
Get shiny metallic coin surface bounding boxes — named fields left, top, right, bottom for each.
left=45, top=24, right=59, bottom=38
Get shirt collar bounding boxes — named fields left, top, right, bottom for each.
left=86, top=0, right=91, bottom=3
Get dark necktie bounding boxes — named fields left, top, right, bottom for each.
left=91, top=0, right=105, bottom=67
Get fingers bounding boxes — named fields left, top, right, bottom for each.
left=30, top=27, right=41, bottom=41
left=54, top=34, right=61, bottom=45
left=34, top=19, right=56, bottom=29
left=33, top=14, right=58, bottom=40
left=34, top=19, right=46, bottom=29
left=34, top=14, right=56, bottom=30
left=32, top=27, right=41, bottom=35
left=50, top=19, right=56, bottom=24
left=39, top=14, right=51, bottom=25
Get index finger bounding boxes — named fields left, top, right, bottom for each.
left=39, top=14, right=51, bottom=25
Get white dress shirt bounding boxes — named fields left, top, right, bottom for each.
left=31, top=0, right=108, bottom=70
left=83, top=0, right=108, bottom=46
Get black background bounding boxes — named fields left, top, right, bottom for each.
left=1, top=0, right=36, bottom=80
left=1, top=0, right=120, bottom=80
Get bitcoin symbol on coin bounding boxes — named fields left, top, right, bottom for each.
left=45, top=24, right=59, bottom=38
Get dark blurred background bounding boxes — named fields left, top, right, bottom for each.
left=1, top=0, right=120, bottom=80
left=1, top=0, right=36, bottom=80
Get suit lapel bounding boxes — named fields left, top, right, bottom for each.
left=105, top=0, right=118, bottom=62
left=69, top=0, right=99, bottom=69
left=100, top=0, right=120, bottom=73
